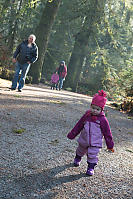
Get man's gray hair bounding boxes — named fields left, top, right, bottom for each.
left=29, top=34, right=36, bottom=42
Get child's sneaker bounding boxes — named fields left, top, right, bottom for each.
left=86, top=168, right=94, bottom=176
left=86, top=162, right=97, bottom=176
left=74, top=155, right=81, bottom=167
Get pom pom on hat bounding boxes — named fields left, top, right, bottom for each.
left=91, top=90, right=107, bottom=109
left=98, top=90, right=107, bottom=97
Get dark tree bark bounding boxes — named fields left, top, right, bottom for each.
left=64, top=0, right=106, bottom=92
left=30, top=0, right=61, bottom=83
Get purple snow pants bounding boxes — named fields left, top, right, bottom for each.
left=76, top=144, right=101, bottom=164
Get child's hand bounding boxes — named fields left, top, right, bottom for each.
left=107, top=148, right=114, bottom=153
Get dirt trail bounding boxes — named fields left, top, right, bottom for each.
left=0, top=78, right=133, bottom=199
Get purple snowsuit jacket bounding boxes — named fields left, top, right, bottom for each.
left=67, top=110, right=114, bottom=149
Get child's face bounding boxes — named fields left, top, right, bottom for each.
left=90, top=104, right=102, bottom=115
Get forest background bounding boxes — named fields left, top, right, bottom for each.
left=0, top=0, right=133, bottom=113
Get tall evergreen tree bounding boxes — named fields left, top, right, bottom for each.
left=30, top=0, right=61, bottom=83
left=64, top=0, right=106, bottom=91
left=8, top=0, right=23, bottom=53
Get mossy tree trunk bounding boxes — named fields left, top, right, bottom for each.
left=30, top=0, right=61, bottom=83
left=64, top=0, right=106, bottom=92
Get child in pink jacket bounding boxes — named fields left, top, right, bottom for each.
left=67, top=90, right=114, bottom=176
left=50, top=72, right=59, bottom=90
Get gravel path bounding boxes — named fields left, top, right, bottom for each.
left=0, top=79, right=133, bottom=199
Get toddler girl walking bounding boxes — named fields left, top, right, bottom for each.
left=67, top=90, right=114, bottom=176
left=50, top=72, right=59, bottom=90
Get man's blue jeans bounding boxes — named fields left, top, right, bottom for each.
left=12, top=62, right=30, bottom=90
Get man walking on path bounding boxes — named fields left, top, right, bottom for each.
left=10, top=34, right=38, bottom=92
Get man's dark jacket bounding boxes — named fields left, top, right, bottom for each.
left=13, top=40, right=38, bottom=64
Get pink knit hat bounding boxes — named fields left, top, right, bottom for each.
left=91, top=90, right=107, bottom=109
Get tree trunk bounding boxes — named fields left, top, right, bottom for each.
left=64, top=0, right=106, bottom=92
left=64, top=22, right=90, bottom=92
left=30, top=0, right=61, bottom=83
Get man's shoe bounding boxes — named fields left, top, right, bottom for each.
left=10, top=87, right=16, bottom=90
left=18, top=89, right=22, bottom=92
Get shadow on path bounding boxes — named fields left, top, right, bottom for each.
left=1, top=163, right=86, bottom=198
